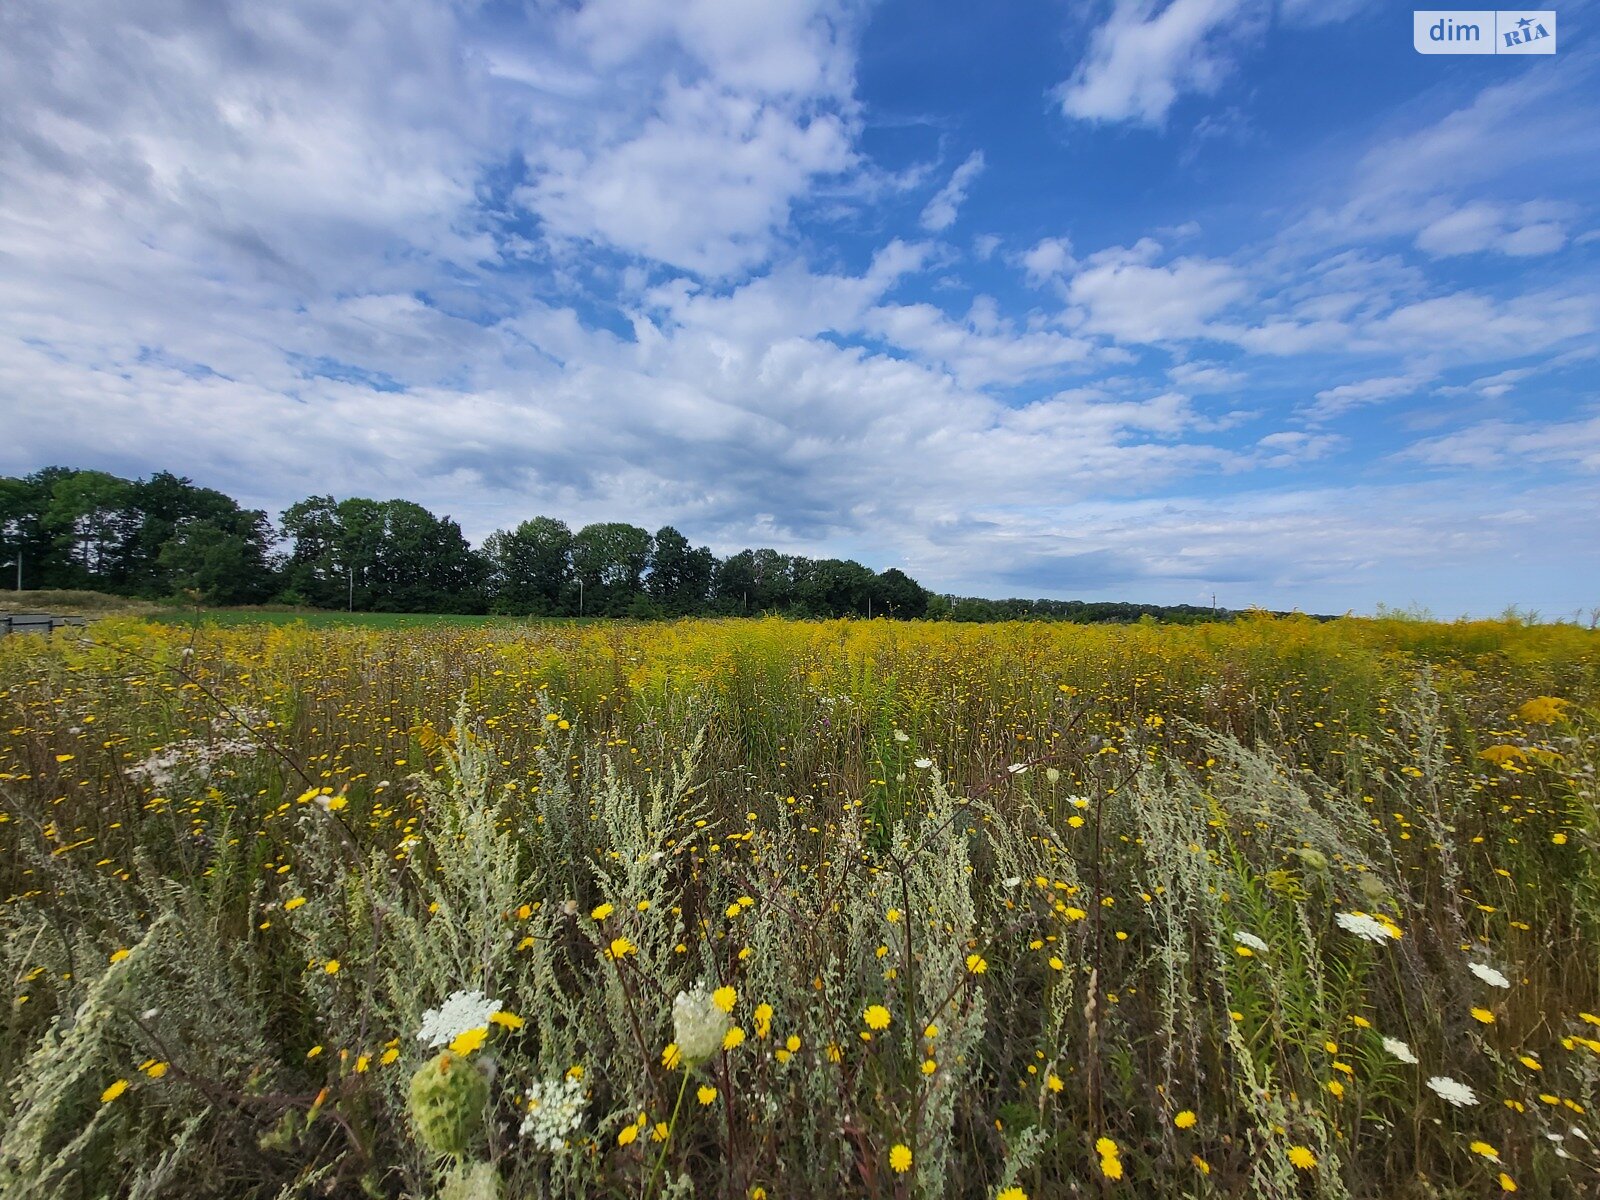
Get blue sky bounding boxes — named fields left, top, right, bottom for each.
left=1, top=0, right=1596, bottom=616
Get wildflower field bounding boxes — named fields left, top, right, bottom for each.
left=1, top=615, right=1598, bottom=1200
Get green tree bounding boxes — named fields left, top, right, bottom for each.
left=483, top=517, right=572, bottom=615
left=571, top=523, right=652, bottom=615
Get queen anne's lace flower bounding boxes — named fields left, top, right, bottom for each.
left=1426, top=1075, right=1478, bottom=1107
left=1335, top=911, right=1399, bottom=944
left=1234, top=931, right=1269, bottom=953
left=1381, top=1036, right=1418, bottom=1064
left=520, top=1075, right=586, bottom=1153
left=1468, top=962, right=1511, bottom=989
left=417, top=989, right=503, bottom=1048
left=673, top=985, right=733, bottom=1065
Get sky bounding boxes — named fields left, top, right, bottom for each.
left=1, top=0, right=1596, bottom=618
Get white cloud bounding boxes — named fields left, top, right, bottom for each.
left=919, top=151, right=986, bottom=232
left=1020, top=237, right=1076, bottom=286
left=1056, top=0, right=1266, bottom=127
left=1401, top=411, right=1600, bottom=472
left=1305, top=374, right=1428, bottom=422
left=1416, top=202, right=1567, bottom=258
left=1067, top=240, right=1248, bottom=341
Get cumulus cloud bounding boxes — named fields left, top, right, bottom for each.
left=1067, top=239, right=1248, bottom=342
left=1056, top=0, right=1267, bottom=127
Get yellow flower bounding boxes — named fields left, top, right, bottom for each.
left=141, top=1061, right=168, bottom=1079
left=1499, top=1172, right=1517, bottom=1192
left=888, top=1144, right=912, bottom=1173
left=886, top=908, right=901, bottom=923
left=1469, top=1141, right=1500, bottom=1162
left=1517, top=696, right=1570, bottom=725
left=1174, top=1110, right=1197, bottom=1129
left=1192, top=1155, right=1211, bottom=1174
left=652, top=1122, right=669, bottom=1142
left=449, top=1027, right=488, bottom=1055
left=1046, top=1073, right=1063, bottom=1092
left=1099, top=1155, right=1123, bottom=1180
left=1288, top=1145, right=1317, bottom=1170
left=966, top=953, right=988, bottom=975
left=864, top=1004, right=891, bottom=1031
left=754, top=1003, right=773, bottom=1039
left=591, top=902, right=614, bottom=920
left=697, top=1085, right=717, bottom=1105
left=713, top=986, right=737, bottom=1013
left=617, top=1123, right=639, bottom=1147
left=997, top=1189, right=1027, bottom=1200
left=100, top=1079, right=129, bottom=1103
left=380, top=1047, right=399, bottom=1065
left=606, top=937, right=636, bottom=960
left=284, top=897, right=307, bottom=911
left=324, top=959, right=341, bottom=975
left=355, top=1055, right=370, bottom=1073
left=1471, top=1007, right=1495, bottom=1024
left=109, top=948, right=130, bottom=963
left=661, top=1043, right=682, bottom=1069
left=1095, top=1137, right=1118, bottom=1158
left=490, top=1011, right=525, bottom=1030
left=722, top=1026, right=745, bottom=1051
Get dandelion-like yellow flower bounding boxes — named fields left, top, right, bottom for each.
left=449, top=1027, right=488, bottom=1055
left=1469, top=1141, right=1500, bottom=1161
left=1498, top=1172, right=1517, bottom=1192
left=1174, top=1110, right=1196, bottom=1129
left=1288, top=1145, right=1317, bottom=1170
left=966, top=953, right=988, bottom=975
left=1099, top=1155, right=1123, bottom=1180
left=490, top=1011, right=524, bottom=1030
left=888, top=1144, right=912, bottom=1173
left=100, top=1079, right=129, bottom=1103
left=617, top=1123, right=639, bottom=1147
left=606, top=937, right=637, bottom=960
left=864, top=1004, right=891, bottom=1031
left=1471, top=1007, right=1495, bottom=1024
left=591, top=902, right=614, bottom=920
left=697, top=1085, right=717, bottom=1106
left=997, top=1189, right=1027, bottom=1200
left=324, top=959, right=341, bottom=975
left=753, top=1003, right=773, bottom=1039
left=712, top=986, right=737, bottom=1013
left=722, top=1026, right=745, bottom=1051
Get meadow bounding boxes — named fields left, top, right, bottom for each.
left=0, top=614, right=1596, bottom=1199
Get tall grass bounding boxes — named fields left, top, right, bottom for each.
left=0, top=615, right=1596, bottom=1198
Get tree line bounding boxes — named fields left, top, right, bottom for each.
left=0, top=466, right=1244, bottom=622
left=0, top=466, right=932, bottom=618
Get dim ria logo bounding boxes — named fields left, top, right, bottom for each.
left=1414, top=11, right=1556, bottom=54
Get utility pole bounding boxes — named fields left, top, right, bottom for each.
left=579, top=578, right=584, bottom=617
left=348, top=566, right=354, bottom=612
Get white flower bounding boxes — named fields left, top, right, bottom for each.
left=520, top=1075, right=586, bottom=1153
left=1335, top=911, right=1398, bottom=944
left=1381, top=1036, right=1418, bottom=1064
left=1468, top=962, right=1511, bottom=989
left=1233, top=931, right=1269, bottom=953
left=416, top=989, right=503, bottom=1048
left=672, top=985, right=732, bottom=1065
left=1007, top=763, right=1028, bottom=774
left=1426, top=1075, right=1478, bottom=1107
left=913, top=758, right=933, bottom=770
left=1002, top=876, right=1022, bottom=890
left=892, top=729, right=909, bottom=743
